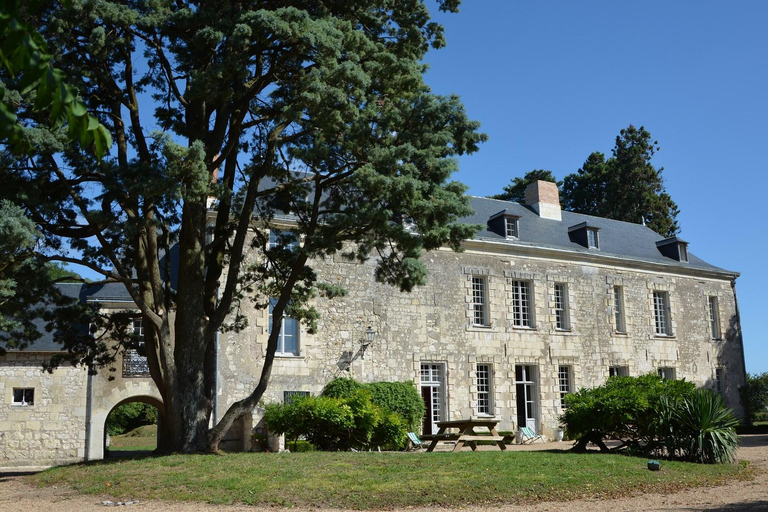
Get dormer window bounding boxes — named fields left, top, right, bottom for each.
left=655, top=237, right=689, bottom=262
left=505, top=217, right=519, bottom=238
left=568, top=222, right=600, bottom=250
left=587, top=228, right=599, bottom=249
left=488, top=210, right=520, bottom=239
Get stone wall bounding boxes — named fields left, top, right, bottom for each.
left=0, top=240, right=747, bottom=466
left=0, top=352, right=88, bottom=466
left=216, top=245, right=746, bottom=439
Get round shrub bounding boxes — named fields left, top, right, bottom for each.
left=323, top=378, right=424, bottom=433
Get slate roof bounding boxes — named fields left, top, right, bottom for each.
left=464, top=196, right=729, bottom=273
left=7, top=193, right=733, bottom=353
left=17, top=283, right=91, bottom=352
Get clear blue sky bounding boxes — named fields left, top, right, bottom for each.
left=424, top=1, right=768, bottom=374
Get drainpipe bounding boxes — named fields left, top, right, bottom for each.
left=213, top=329, right=219, bottom=426
left=84, top=364, right=94, bottom=460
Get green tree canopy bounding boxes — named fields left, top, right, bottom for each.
left=0, top=0, right=111, bottom=157
left=740, top=372, right=768, bottom=424
left=3, top=0, right=484, bottom=453
left=562, top=125, right=680, bottom=237
left=489, top=169, right=560, bottom=203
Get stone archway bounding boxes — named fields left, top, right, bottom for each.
left=87, top=380, right=163, bottom=461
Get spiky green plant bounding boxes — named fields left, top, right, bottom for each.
left=672, top=390, right=739, bottom=464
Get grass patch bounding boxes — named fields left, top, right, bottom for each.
left=32, top=450, right=749, bottom=509
left=109, top=425, right=157, bottom=452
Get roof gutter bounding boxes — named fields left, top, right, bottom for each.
left=460, top=238, right=740, bottom=281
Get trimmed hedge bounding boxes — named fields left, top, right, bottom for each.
left=264, top=388, right=407, bottom=451
left=323, top=378, right=425, bottom=432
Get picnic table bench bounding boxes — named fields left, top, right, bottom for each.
left=425, top=418, right=507, bottom=452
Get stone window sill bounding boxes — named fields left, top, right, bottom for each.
left=467, top=325, right=494, bottom=332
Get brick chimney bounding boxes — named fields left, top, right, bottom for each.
left=524, top=180, right=562, bottom=221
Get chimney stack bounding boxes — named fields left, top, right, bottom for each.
left=525, top=180, right=562, bottom=221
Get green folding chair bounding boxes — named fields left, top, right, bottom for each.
left=520, top=426, right=544, bottom=444
left=407, top=432, right=427, bottom=450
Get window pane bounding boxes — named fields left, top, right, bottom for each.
left=613, top=286, right=626, bottom=332
left=471, top=277, right=488, bottom=326
left=477, top=364, right=491, bottom=415
left=653, top=291, right=670, bottom=335
left=709, top=296, right=720, bottom=339
left=282, top=318, right=298, bottom=355
left=554, top=283, right=568, bottom=330
left=511, top=280, right=532, bottom=327
left=587, top=229, right=598, bottom=248
left=558, top=366, right=571, bottom=408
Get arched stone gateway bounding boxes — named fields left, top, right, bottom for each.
left=87, top=379, right=163, bottom=461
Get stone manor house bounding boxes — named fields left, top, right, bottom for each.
left=0, top=181, right=747, bottom=466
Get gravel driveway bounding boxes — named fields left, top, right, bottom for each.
left=1, top=435, right=767, bottom=511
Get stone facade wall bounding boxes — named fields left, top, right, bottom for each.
left=216, top=245, right=746, bottom=439
left=0, top=240, right=747, bottom=466
left=0, top=352, right=88, bottom=466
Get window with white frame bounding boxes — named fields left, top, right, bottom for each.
left=471, top=276, right=489, bottom=327
left=476, top=364, right=492, bottom=415
left=715, top=368, right=725, bottom=395
left=613, top=285, right=626, bottom=333
left=653, top=291, right=672, bottom=336
left=268, top=229, right=298, bottom=250
left=558, top=365, right=572, bottom=408
left=587, top=228, right=599, bottom=249
left=609, top=366, right=629, bottom=377
left=12, top=388, right=34, bottom=406
left=510, top=280, right=533, bottom=328
left=658, top=367, right=676, bottom=380
left=505, top=217, right=519, bottom=238
left=269, top=299, right=299, bottom=355
left=284, top=391, right=310, bottom=404
left=123, top=318, right=150, bottom=377
left=553, top=283, right=570, bottom=330
left=708, top=296, right=721, bottom=340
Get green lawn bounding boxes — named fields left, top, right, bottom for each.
left=33, top=450, right=750, bottom=509
left=108, top=425, right=157, bottom=452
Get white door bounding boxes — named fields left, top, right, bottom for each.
left=420, top=363, right=445, bottom=434
left=515, top=365, right=538, bottom=432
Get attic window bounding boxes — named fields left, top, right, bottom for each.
left=505, top=217, right=519, bottom=238
left=655, top=237, right=689, bottom=263
left=568, top=222, right=600, bottom=250
left=587, top=228, right=599, bottom=249
left=488, top=210, right=520, bottom=239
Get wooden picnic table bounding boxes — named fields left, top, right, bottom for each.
left=424, top=418, right=507, bottom=452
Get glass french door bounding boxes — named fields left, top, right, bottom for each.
left=420, top=363, right=446, bottom=434
left=515, top=365, right=538, bottom=432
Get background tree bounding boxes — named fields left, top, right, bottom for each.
left=561, top=125, right=680, bottom=237
left=740, top=372, right=768, bottom=424
left=489, top=169, right=560, bottom=203
left=3, top=0, right=485, bottom=453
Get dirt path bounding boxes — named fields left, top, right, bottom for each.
left=1, top=435, right=767, bottom=511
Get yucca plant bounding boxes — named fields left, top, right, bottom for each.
left=671, top=389, right=739, bottom=464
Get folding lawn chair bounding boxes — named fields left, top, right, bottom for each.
left=519, top=426, right=544, bottom=444
left=407, top=432, right=427, bottom=450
